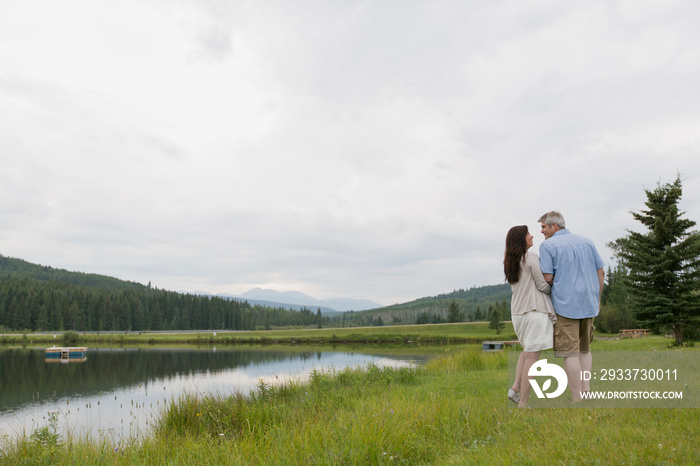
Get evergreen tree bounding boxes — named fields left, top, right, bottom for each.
left=67, top=301, right=79, bottom=331
left=8, top=297, right=20, bottom=330
left=447, top=301, right=462, bottom=323
left=595, top=266, right=637, bottom=333
left=37, top=304, right=49, bottom=331
left=608, top=175, right=700, bottom=344
left=488, top=303, right=505, bottom=334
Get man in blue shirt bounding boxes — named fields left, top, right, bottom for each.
left=538, top=211, right=605, bottom=402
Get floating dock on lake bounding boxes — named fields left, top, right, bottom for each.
left=45, top=346, right=88, bottom=363
left=482, top=340, right=519, bottom=351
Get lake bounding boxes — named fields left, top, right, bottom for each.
left=0, top=345, right=431, bottom=443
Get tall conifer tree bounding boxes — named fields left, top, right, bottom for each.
left=608, top=175, right=700, bottom=345
left=447, top=301, right=462, bottom=323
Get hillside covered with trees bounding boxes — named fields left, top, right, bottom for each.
left=334, top=284, right=512, bottom=327
left=0, top=256, right=326, bottom=332
left=0, top=255, right=513, bottom=333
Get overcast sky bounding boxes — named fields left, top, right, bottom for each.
left=1, top=0, right=699, bottom=306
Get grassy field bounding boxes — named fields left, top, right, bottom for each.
left=6, top=321, right=641, bottom=346
left=6, top=322, right=528, bottom=346
left=1, top=332, right=698, bottom=464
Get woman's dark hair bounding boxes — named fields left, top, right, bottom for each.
left=504, top=225, right=529, bottom=284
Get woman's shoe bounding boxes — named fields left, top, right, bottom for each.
left=508, top=389, right=520, bottom=404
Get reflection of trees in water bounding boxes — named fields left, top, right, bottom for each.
left=0, top=348, right=321, bottom=410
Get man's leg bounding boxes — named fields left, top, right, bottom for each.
left=578, top=317, right=595, bottom=393
left=579, top=351, right=592, bottom=393
left=564, top=355, right=582, bottom=402
left=554, top=315, right=585, bottom=402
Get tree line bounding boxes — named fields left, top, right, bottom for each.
left=339, top=284, right=511, bottom=327
left=0, top=272, right=327, bottom=333
left=0, top=256, right=511, bottom=333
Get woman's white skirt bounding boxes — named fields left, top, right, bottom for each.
left=512, top=311, right=554, bottom=352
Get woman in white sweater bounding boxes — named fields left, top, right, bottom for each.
left=504, top=225, right=557, bottom=408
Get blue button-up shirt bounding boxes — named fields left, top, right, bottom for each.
left=539, top=229, right=605, bottom=319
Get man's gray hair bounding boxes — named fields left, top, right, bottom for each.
left=538, top=211, right=566, bottom=229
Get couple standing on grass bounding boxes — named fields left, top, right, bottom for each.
left=504, top=211, right=605, bottom=408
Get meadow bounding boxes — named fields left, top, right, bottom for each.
left=3, top=322, right=520, bottom=347
left=1, top=325, right=698, bottom=465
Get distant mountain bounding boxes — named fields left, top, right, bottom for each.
left=240, top=288, right=317, bottom=304
left=228, top=288, right=383, bottom=314
left=228, top=298, right=340, bottom=316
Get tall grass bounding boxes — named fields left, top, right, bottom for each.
left=2, top=343, right=698, bottom=464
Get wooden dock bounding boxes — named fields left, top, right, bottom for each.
left=482, top=340, right=520, bottom=351
left=45, top=346, right=88, bottom=363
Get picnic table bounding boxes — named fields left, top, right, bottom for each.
left=618, top=329, right=650, bottom=339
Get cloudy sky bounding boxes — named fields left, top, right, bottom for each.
left=1, top=0, right=699, bottom=306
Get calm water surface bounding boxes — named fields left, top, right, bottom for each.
left=0, top=346, right=428, bottom=443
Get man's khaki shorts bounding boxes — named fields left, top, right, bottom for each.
left=553, top=315, right=594, bottom=357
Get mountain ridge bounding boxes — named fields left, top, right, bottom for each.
left=232, top=287, right=382, bottom=313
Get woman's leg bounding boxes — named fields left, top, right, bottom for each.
left=511, top=351, right=526, bottom=394
left=519, top=350, right=541, bottom=408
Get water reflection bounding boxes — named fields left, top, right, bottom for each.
left=0, top=346, right=426, bottom=442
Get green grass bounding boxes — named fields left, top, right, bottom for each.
left=5, top=321, right=637, bottom=347
left=2, top=338, right=698, bottom=464
left=2, top=322, right=520, bottom=346
left=591, top=335, right=697, bottom=351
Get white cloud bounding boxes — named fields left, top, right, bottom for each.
left=1, top=0, right=699, bottom=305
